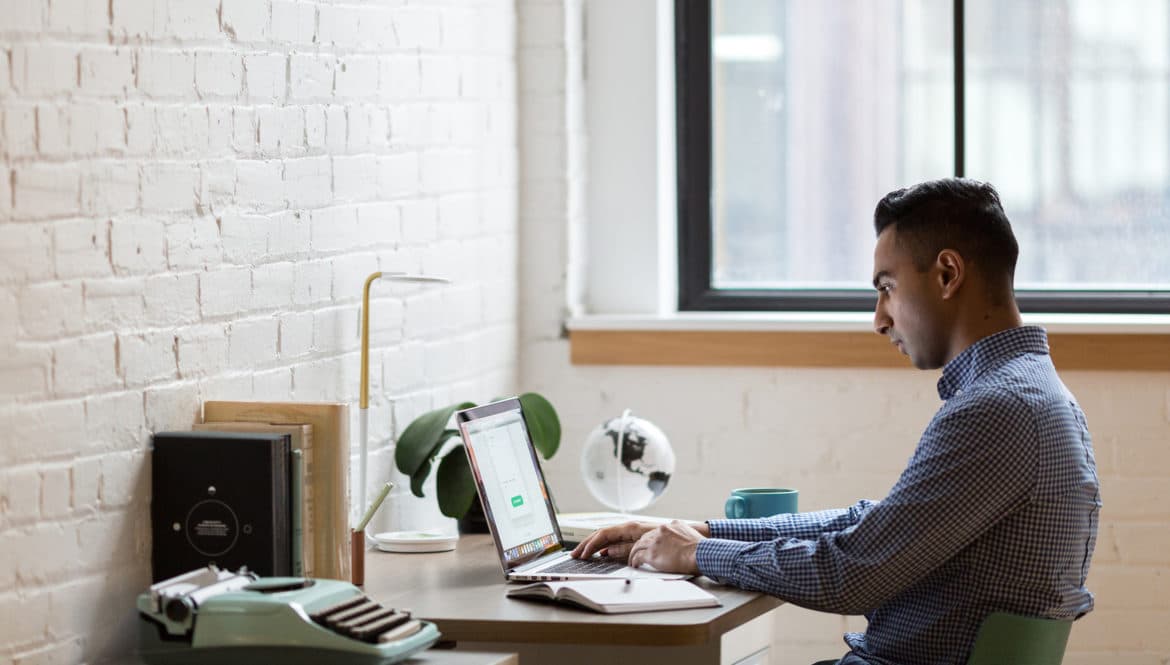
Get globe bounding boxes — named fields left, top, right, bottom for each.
left=581, top=411, right=675, bottom=512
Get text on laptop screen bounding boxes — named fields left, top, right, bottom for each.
left=461, top=408, right=558, bottom=565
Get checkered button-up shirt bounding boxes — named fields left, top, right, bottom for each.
left=696, top=326, right=1100, bottom=665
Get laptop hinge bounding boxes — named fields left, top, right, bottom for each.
left=511, top=551, right=563, bottom=574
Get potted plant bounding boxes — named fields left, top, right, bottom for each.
left=394, top=393, right=561, bottom=529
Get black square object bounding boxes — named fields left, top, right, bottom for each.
left=151, top=431, right=291, bottom=582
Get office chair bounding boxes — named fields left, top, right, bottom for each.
left=965, top=612, right=1073, bottom=665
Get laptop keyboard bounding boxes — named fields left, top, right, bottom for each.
left=542, top=557, right=626, bottom=575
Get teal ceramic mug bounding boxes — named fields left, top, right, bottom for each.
left=724, top=488, right=799, bottom=519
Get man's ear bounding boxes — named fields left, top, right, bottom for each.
left=935, top=249, right=965, bottom=299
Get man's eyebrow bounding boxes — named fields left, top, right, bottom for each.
left=872, top=270, right=890, bottom=289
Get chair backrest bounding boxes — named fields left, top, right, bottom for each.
left=966, top=612, right=1073, bottom=665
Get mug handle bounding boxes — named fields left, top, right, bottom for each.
left=724, top=495, right=746, bottom=519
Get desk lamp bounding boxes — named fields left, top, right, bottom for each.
left=355, top=271, right=449, bottom=581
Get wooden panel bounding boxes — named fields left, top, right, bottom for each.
left=411, top=651, right=518, bottom=665
left=1047, top=334, right=1170, bottom=371
left=570, top=330, right=1170, bottom=371
left=571, top=330, right=907, bottom=368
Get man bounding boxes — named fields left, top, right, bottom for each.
left=572, top=179, right=1101, bottom=665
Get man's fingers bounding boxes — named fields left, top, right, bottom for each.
left=627, top=529, right=658, bottom=569
left=571, top=529, right=611, bottom=559
left=604, top=542, right=633, bottom=560
left=570, top=536, right=595, bottom=558
left=571, top=522, right=652, bottom=559
left=627, top=541, right=644, bottom=569
left=575, top=526, right=621, bottom=559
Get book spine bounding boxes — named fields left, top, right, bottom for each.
left=290, top=449, right=304, bottom=577
left=273, top=436, right=291, bottom=576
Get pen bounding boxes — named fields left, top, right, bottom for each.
left=355, top=482, right=394, bottom=533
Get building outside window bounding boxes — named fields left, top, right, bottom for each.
left=680, top=0, right=1170, bottom=313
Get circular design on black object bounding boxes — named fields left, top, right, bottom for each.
left=243, top=578, right=315, bottom=593
left=184, top=499, right=239, bottom=557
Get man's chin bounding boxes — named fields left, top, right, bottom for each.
left=909, top=353, right=945, bottom=371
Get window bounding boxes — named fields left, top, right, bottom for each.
left=677, top=0, right=1170, bottom=314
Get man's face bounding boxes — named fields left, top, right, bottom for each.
left=872, top=227, right=951, bottom=370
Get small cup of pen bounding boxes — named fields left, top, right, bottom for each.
left=351, top=481, right=394, bottom=587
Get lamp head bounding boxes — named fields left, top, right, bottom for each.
left=375, top=273, right=451, bottom=284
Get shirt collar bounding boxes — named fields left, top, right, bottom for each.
left=937, top=326, right=1050, bottom=400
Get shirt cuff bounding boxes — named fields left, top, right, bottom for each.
left=706, top=518, right=776, bottom=541
left=695, top=537, right=756, bottom=583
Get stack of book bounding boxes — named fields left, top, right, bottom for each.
left=149, top=401, right=351, bottom=582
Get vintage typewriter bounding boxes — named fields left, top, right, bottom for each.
left=137, top=566, right=439, bottom=665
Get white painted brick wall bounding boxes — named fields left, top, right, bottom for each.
left=53, top=333, right=120, bottom=397
left=86, top=278, right=147, bottom=329
left=118, top=331, right=177, bottom=387
left=110, top=218, right=168, bottom=274
left=19, top=281, right=85, bottom=339
left=516, top=2, right=1170, bottom=664
left=79, top=47, right=134, bottom=95
left=0, top=1, right=518, bottom=661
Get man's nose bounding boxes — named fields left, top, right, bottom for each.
left=874, top=305, right=891, bottom=336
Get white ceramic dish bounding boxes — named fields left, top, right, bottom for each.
left=372, top=531, right=459, bottom=553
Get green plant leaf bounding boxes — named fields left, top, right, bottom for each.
left=407, top=429, right=461, bottom=498
left=436, top=444, right=477, bottom=518
left=394, top=403, right=475, bottom=477
left=519, top=392, right=560, bottom=459
left=409, top=458, right=431, bottom=498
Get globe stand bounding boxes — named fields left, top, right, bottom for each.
left=614, top=409, right=632, bottom=514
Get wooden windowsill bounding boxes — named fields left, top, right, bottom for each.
left=567, top=315, right=1170, bottom=371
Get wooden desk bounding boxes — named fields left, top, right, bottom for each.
left=363, top=535, right=782, bottom=665
left=407, top=652, right=516, bottom=665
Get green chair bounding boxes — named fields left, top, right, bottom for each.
left=965, top=612, right=1074, bottom=665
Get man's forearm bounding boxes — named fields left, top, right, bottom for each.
left=706, top=501, right=877, bottom=542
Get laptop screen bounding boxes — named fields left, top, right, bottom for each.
left=456, top=399, right=562, bottom=569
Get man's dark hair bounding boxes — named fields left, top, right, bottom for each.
left=874, top=178, right=1019, bottom=297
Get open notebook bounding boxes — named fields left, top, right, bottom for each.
left=506, top=578, right=720, bottom=614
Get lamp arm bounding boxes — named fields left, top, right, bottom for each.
left=360, top=271, right=382, bottom=411
left=356, top=271, right=450, bottom=529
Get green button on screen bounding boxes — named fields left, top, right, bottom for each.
left=511, top=495, right=524, bottom=507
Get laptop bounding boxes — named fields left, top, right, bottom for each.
left=455, top=398, right=689, bottom=582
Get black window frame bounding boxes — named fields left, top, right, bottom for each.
left=676, top=0, right=1170, bottom=315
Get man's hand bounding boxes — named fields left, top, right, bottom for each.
left=570, top=521, right=657, bottom=560
left=626, top=521, right=706, bottom=576
left=570, top=520, right=711, bottom=562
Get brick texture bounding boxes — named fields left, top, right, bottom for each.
left=0, top=1, right=518, bottom=662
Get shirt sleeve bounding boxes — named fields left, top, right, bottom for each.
left=706, top=500, right=878, bottom=541
left=695, top=389, right=1038, bottom=615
